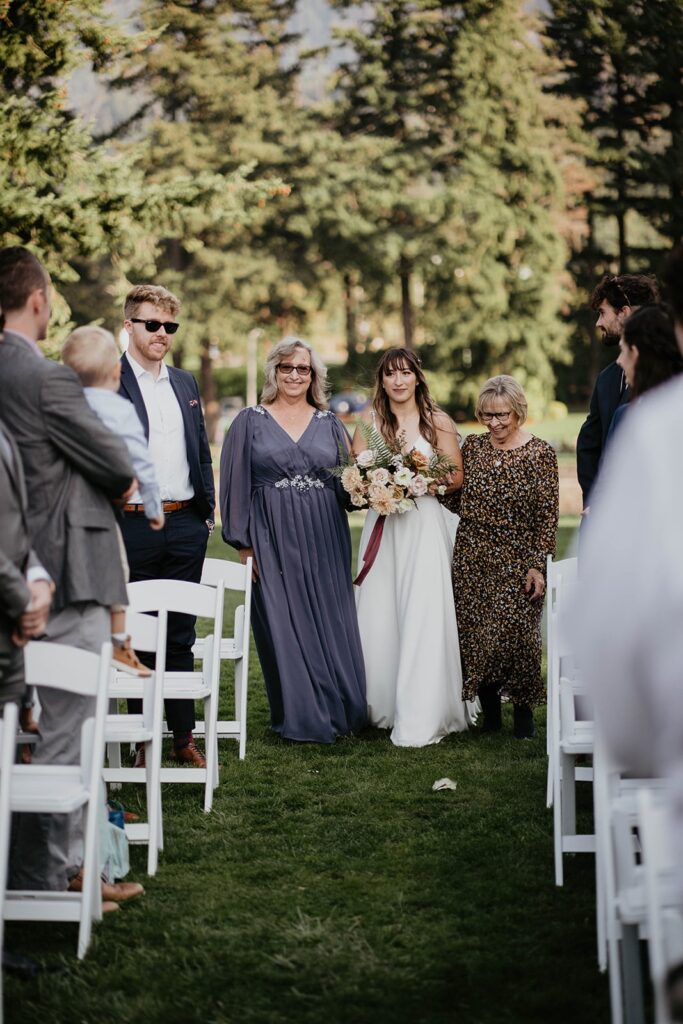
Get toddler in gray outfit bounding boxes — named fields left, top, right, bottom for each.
left=62, top=326, right=164, bottom=674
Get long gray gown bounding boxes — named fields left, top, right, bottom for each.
left=219, top=404, right=367, bottom=743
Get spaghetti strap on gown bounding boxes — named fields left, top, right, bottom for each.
left=220, top=405, right=367, bottom=743
left=355, top=434, right=474, bottom=747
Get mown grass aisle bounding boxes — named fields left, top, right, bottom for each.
left=6, top=521, right=606, bottom=1024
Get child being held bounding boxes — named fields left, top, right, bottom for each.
left=62, top=326, right=164, bottom=675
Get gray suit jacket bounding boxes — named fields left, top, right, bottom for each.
left=0, top=421, right=40, bottom=655
left=0, top=331, right=134, bottom=613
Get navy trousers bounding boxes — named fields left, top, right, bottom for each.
left=120, top=505, right=210, bottom=734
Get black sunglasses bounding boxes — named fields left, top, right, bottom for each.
left=130, top=318, right=179, bottom=335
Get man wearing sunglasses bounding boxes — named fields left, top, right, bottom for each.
left=577, top=272, right=660, bottom=510
left=120, top=284, right=215, bottom=767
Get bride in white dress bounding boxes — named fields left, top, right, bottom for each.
left=353, top=348, right=475, bottom=747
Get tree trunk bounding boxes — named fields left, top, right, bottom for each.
left=343, top=271, right=359, bottom=368
left=200, top=339, right=218, bottom=444
left=399, top=256, right=413, bottom=348
left=168, top=238, right=186, bottom=369
left=614, top=69, right=629, bottom=272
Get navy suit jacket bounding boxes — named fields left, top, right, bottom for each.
left=119, top=355, right=215, bottom=520
left=576, top=360, right=629, bottom=506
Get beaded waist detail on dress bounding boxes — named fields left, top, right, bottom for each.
left=274, top=474, right=325, bottom=492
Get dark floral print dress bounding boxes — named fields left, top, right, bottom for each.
left=450, top=433, right=559, bottom=708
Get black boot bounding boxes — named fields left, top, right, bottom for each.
left=478, top=685, right=502, bottom=732
left=513, top=705, right=535, bottom=740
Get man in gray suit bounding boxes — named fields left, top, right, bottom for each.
left=0, top=246, right=136, bottom=891
left=0, top=420, right=53, bottom=709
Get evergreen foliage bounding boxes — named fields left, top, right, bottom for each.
left=0, top=0, right=282, bottom=346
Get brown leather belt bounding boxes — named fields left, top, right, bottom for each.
left=123, top=500, right=192, bottom=514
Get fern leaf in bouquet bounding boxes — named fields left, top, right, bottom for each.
left=356, top=420, right=396, bottom=466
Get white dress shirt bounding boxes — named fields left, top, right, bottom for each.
left=125, top=353, right=193, bottom=504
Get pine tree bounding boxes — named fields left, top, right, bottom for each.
left=331, top=0, right=465, bottom=347
left=0, top=0, right=279, bottom=352
left=422, top=0, right=575, bottom=413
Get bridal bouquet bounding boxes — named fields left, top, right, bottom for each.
left=333, top=422, right=455, bottom=517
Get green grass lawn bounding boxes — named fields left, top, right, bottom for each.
left=6, top=517, right=603, bottom=1024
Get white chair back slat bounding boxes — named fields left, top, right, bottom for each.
left=201, top=557, right=249, bottom=590
left=125, top=609, right=162, bottom=653
left=127, top=578, right=219, bottom=619
left=24, top=641, right=104, bottom=698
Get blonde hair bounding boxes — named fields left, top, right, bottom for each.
left=476, top=374, right=528, bottom=426
left=62, top=326, right=119, bottom=387
left=124, top=284, right=180, bottom=320
left=260, top=336, right=330, bottom=411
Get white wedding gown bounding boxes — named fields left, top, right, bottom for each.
left=355, top=435, right=474, bottom=747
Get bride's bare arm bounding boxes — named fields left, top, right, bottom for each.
left=434, top=411, right=463, bottom=493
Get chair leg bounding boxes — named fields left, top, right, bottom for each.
left=621, top=924, right=645, bottom=1024
left=236, top=658, right=247, bottom=761
left=77, top=800, right=99, bottom=959
left=561, top=751, right=577, bottom=837
left=145, top=740, right=159, bottom=876
left=553, top=756, right=564, bottom=886
left=203, top=696, right=215, bottom=813
left=607, top=924, right=624, bottom=1024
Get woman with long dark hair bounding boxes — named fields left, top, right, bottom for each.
left=352, top=347, right=475, bottom=746
left=608, top=305, right=683, bottom=441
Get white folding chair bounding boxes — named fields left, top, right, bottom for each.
left=0, top=701, right=19, bottom=1023
left=127, top=579, right=224, bottom=812
left=4, top=642, right=111, bottom=959
left=638, top=788, right=683, bottom=1024
left=103, top=609, right=167, bottom=875
left=593, top=732, right=669, bottom=1023
left=546, top=554, right=579, bottom=808
left=192, top=556, right=252, bottom=760
left=553, top=674, right=595, bottom=886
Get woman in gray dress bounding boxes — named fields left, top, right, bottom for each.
left=219, top=337, right=367, bottom=743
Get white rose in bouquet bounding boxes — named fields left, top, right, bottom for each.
left=356, top=449, right=376, bottom=468
left=393, top=467, right=415, bottom=487
left=368, top=467, right=390, bottom=485
left=408, top=474, right=428, bottom=496
left=397, top=498, right=414, bottom=514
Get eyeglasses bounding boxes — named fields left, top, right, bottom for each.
left=130, top=318, right=179, bottom=335
left=277, top=363, right=312, bottom=378
left=480, top=411, right=512, bottom=423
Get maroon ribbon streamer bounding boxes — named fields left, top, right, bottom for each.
left=353, top=516, right=386, bottom=586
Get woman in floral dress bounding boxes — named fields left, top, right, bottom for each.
left=451, top=376, right=559, bottom=739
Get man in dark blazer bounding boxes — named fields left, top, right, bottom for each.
left=0, top=420, right=53, bottom=709
left=576, top=273, right=660, bottom=509
left=0, top=246, right=136, bottom=891
left=119, top=284, right=215, bottom=767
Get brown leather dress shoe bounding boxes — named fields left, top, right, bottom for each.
left=170, top=740, right=206, bottom=768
